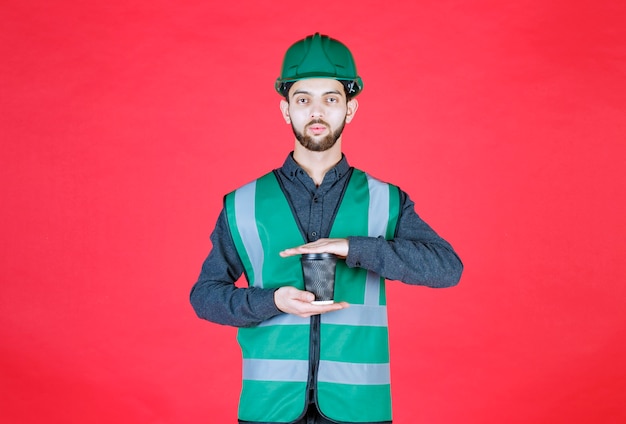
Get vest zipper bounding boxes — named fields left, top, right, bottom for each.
left=307, top=314, right=321, bottom=406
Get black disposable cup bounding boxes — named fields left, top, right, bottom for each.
left=300, top=253, right=338, bottom=305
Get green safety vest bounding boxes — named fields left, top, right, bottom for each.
left=225, top=168, right=400, bottom=423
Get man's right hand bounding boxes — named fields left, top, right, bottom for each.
left=274, top=286, right=349, bottom=318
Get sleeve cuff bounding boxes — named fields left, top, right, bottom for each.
left=346, top=236, right=382, bottom=269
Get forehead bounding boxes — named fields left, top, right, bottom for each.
left=288, top=78, right=345, bottom=98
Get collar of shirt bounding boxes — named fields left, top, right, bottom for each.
left=280, top=152, right=351, bottom=185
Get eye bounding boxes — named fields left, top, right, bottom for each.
left=326, top=97, right=338, bottom=103
left=295, top=97, right=309, bottom=104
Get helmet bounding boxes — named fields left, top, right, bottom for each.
left=275, top=33, right=363, bottom=97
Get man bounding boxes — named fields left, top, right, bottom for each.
left=190, top=33, right=463, bottom=424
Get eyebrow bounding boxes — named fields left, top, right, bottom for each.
left=292, top=89, right=342, bottom=96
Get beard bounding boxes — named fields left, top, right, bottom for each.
left=292, top=118, right=346, bottom=152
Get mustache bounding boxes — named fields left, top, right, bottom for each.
left=306, top=119, right=330, bottom=127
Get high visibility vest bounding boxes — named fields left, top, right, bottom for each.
left=225, top=168, right=400, bottom=423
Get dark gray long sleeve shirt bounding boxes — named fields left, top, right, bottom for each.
left=190, top=154, right=463, bottom=327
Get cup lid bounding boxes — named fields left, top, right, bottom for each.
left=300, top=253, right=338, bottom=260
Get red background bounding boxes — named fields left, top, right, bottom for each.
left=1, top=1, right=625, bottom=423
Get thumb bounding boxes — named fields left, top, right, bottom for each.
left=296, top=289, right=315, bottom=303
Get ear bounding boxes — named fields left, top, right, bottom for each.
left=280, top=99, right=291, bottom=124
left=345, top=99, right=359, bottom=123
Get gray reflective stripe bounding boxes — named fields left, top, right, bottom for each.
left=235, top=181, right=264, bottom=288
left=242, top=358, right=309, bottom=382
left=318, top=360, right=390, bottom=385
left=365, top=174, right=389, bottom=305
left=366, top=174, right=390, bottom=237
left=364, top=271, right=382, bottom=306
left=321, top=305, right=387, bottom=327
left=257, top=313, right=310, bottom=327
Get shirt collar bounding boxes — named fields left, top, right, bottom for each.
left=280, top=152, right=351, bottom=182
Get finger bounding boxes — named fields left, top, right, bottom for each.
left=296, top=290, right=316, bottom=303
left=279, top=249, right=297, bottom=257
left=303, top=301, right=349, bottom=314
left=279, top=243, right=324, bottom=257
left=279, top=246, right=311, bottom=257
left=282, top=286, right=315, bottom=303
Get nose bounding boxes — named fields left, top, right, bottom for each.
left=310, top=100, right=324, bottom=119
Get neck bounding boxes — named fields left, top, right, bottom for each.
left=293, top=140, right=342, bottom=186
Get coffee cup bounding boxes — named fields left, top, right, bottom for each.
left=300, top=253, right=338, bottom=305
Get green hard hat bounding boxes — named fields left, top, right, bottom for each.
left=275, top=33, right=363, bottom=97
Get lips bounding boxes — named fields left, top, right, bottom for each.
left=307, top=120, right=328, bottom=135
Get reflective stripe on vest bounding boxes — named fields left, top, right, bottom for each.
left=233, top=180, right=265, bottom=288
left=243, top=358, right=390, bottom=385
left=365, top=174, right=390, bottom=305
left=225, top=169, right=400, bottom=423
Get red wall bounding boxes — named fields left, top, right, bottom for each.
left=1, top=1, right=625, bottom=423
